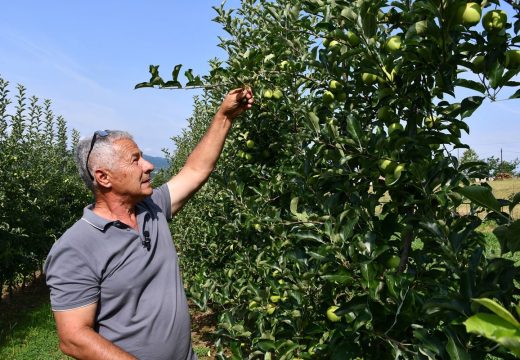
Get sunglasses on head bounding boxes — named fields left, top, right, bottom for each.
left=86, top=130, right=109, bottom=180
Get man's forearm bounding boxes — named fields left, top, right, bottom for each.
left=60, top=327, right=137, bottom=360
left=183, top=109, right=233, bottom=178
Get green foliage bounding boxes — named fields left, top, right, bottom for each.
left=464, top=298, right=520, bottom=358
left=0, top=76, right=90, bottom=295
left=151, top=0, right=520, bottom=358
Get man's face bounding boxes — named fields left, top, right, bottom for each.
left=108, top=138, right=155, bottom=200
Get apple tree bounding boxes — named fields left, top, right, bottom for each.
left=141, top=0, right=520, bottom=358
left=0, top=77, right=90, bottom=297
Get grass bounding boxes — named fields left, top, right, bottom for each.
left=0, top=277, right=218, bottom=360
left=0, top=278, right=66, bottom=360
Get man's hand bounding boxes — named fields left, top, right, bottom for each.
left=217, top=87, right=254, bottom=121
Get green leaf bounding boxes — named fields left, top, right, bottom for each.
left=510, top=88, right=520, bottom=99
left=510, top=192, right=520, bottom=213
left=464, top=313, right=520, bottom=356
left=171, top=64, right=182, bottom=82
left=455, top=185, right=501, bottom=213
left=290, top=197, right=299, bottom=215
left=493, top=220, right=520, bottom=253
left=163, top=80, right=182, bottom=88
left=472, top=298, right=520, bottom=327
left=306, top=112, right=320, bottom=134
left=257, top=340, right=276, bottom=352
left=346, top=115, right=363, bottom=146
left=320, top=270, right=354, bottom=285
left=134, top=82, right=153, bottom=89
left=446, top=336, right=470, bottom=360
left=184, top=69, right=195, bottom=83
left=460, top=96, right=484, bottom=119
left=149, top=64, right=160, bottom=77
left=489, top=62, right=504, bottom=89
left=340, top=7, right=357, bottom=21
left=293, top=231, right=324, bottom=244
left=464, top=313, right=518, bottom=338
left=454, top=79, right=486, bottom=94
left=150, top=76, right=164, bottom=86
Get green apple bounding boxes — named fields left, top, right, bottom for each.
left=323, top=90, right=335, bottom=103
left=329, top=80, right=342, bottom=92
left=505, top=50, right=520, bottom=69
left=263, top=89, right=273, bottom=99
left=266, top=303, right=276, bottom=314
left=379, top=159, right=396, bottom=173
left=248, top=300, right=258, bottom=310
left=346, top=31, right=360, bottom=47
left=377, top=106, right=393, bottom=123
left=385, top=36, right=402, bottom=52
left=386, top=255, right=400, bottom=269
left=456, top=2, right=482, bottom=27
left=424, top=115, right=438, bottom=128
left=388, top=122, right=404, bottom=136
left=253, top=223, right=262, bottom=231
left=279, top=60, right=289, bottom=70
left=362, top=73, right=378, bottom=85
left=323, top=38, right=330, bottom=48
left=273, top=88, right=283, bottom=100
left=328, top=40, right=340, bottom=51
left=246, top=139, right=255, bottom=149
left=336, top=92, right=347, bottom=102
left=482, top=10, right=507, bottom=33
left=270, top=295, right=281, bottom=303
left=326, top=305, right=341, bottom=322
left=245, top=153, right=253, bottom=161
left=393, top=163, right=406, bottom=178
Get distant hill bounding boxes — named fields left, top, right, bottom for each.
left=143, top=154, right=169, bottom=171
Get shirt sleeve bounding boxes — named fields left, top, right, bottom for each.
left=150, top=183, right=172, bottom=220
left=44, top=241, right=100, bottom=311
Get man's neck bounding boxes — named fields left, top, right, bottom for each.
left=92, top=194, right=139, bottom=230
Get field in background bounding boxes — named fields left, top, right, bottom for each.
left=459, top=177, right=520, bottom=219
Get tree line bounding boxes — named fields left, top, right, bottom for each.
left=0, top=76, right=90, bottom=298
left=460, top=148, right=520, bottom=177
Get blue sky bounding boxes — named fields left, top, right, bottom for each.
left=1, top=1, right=519, bottom=162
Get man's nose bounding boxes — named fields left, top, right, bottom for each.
left=142, top=158, right=155, bottom=173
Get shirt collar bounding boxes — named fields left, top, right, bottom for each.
left=80, top=203, right=149, bottom=231
left=81, top=204, right=113, bottom=231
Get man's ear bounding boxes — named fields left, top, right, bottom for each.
left=94, top=169, right=112, bottom=189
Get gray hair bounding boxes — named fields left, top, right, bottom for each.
left=75, top=130, right=134, bottom=193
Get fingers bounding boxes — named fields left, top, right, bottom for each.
left=232, top=87, right=254, bottom=108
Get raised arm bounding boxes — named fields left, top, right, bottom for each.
left=53, top=303, right=137, bottom=360
left=167, top=87, right=254, bottom=215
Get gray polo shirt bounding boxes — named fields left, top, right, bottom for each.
left=44, top=184, right=197, bottom=360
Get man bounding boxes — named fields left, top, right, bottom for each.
left=44, top=88, right=254, bottom=360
